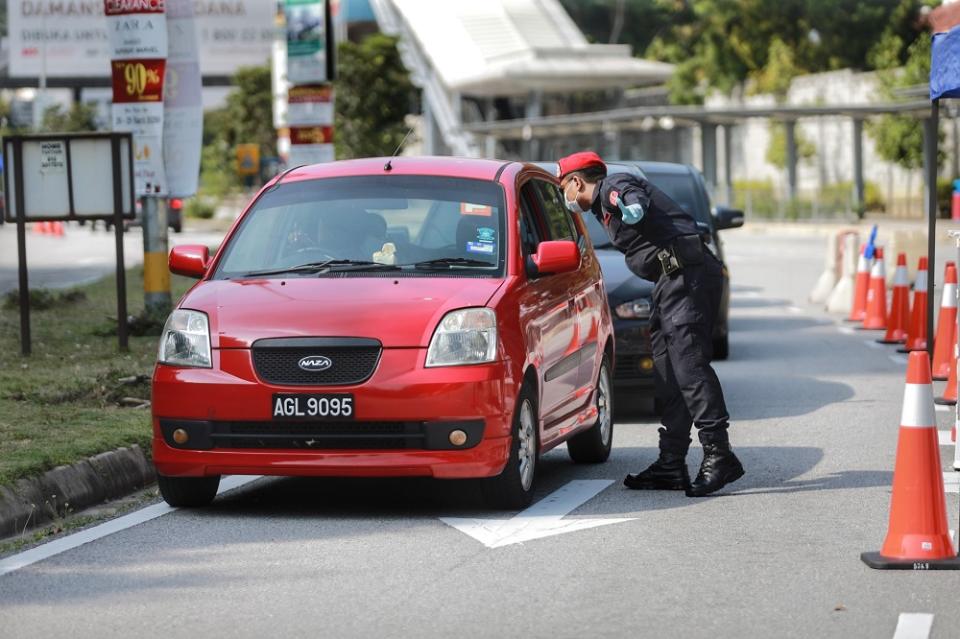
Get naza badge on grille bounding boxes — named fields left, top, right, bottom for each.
left=298, top=356, right=333, bottom=372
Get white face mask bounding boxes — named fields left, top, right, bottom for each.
left=564, top=180, right=585, bottom=215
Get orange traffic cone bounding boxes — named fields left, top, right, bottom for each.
left=878, top=253, right=911, bottom=344
left=861, top=247, right=888, bottom=330
left=51, top=221, right=65, bottom=237
left=932, top=262, right=958, bottom=380
left=936, top=346, right=957, bottom=406
left=861, top=351, right=960, bottom=569
left=846, top=244, right=871, bottom=322
left=900, top=257, right=930, bottom=353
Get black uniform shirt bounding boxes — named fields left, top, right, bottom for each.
left=590, top=173, right=700, bottom=281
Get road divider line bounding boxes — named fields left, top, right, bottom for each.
left=0, top=475, right=261, bottom=577
left=893, top=613, right=933, bottom=639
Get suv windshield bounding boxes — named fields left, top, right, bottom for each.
left=215, top=175, right=506, bottom=278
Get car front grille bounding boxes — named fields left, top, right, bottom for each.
left=615, top=354, right=651, bottom=379
left=214, top=421, right=418, bottom=450
left=251, top=337, right=381, bottom=386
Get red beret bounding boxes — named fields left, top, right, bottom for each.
left=557, top=151, right=606, bottom=180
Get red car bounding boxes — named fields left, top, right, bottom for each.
left=153, top=157, right=615, bottom=509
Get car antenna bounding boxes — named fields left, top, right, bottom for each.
left=265, top=165, right=305, bottom=193
left=384, top=126, right=415, bottom=172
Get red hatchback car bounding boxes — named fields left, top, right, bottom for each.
left=153, top=157, right=615, bottom=509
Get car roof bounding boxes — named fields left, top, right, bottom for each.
left=532, top=161, right=646, bottom=179
left=276, top=157, right=512, bottom=185
left=634, top=161, right=696, bottom=176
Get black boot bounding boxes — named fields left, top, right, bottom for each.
left=624, top=451, right=690, bottom=490
left=686, top=443, right=744, bottom=497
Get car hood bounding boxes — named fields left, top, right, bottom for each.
left=181, top=277, right=506, bottom=349
left=595, top=249, right=654, bottom=304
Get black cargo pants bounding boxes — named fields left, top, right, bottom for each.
left=649, top=253, right=730, bottom=455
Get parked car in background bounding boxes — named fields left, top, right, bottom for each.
left=537, top=161, right=743, bottom=410
left=154, top=157, right=615, bottom=510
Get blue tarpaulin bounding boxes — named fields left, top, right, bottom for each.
left=931, top=28, right=960, bottom=100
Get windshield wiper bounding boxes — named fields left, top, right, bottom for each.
left=407, top=257, right=495, bottom=269
left=239, top=260, right=399, bottom=278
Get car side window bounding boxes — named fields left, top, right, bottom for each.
left=532, top=179, right=578, bottom=242
left=518, top=183, right=547, bottom=256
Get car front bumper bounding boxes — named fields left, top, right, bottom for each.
left=612, top=316, right=655, bottom=391
left=152, top=348, right=514, bottom=480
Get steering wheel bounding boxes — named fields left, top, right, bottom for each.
left=292, top=246, right=337, bottom=261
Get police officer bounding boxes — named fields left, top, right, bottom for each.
left=557, top=152, right=744, bottom=497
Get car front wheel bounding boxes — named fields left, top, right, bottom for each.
left=568, top=355, right=614, bottom=463
left=482, top=384, right=538, bottom=510
left=158, top=474, right=220, bottom=508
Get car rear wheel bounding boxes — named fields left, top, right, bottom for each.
left=568, top=356, right=614, bottom=463
left=482, top=384, right=538, bottom=510
left=158, top=474, right=220, bottom=508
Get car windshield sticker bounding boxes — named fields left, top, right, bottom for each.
left=461, top=202, right=493, bottom=216
left=466, top=241, right=495, bottom=255
left=477, top=227, right=496, bottom=244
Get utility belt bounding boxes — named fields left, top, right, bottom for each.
left=657, top=234, right=706, bottom=277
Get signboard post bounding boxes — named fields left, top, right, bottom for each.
left=106, top=0, right=171, bottom=312
left=3, top=132, right=136, bottom=356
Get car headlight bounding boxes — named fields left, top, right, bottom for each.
left=615, top=298, right=652, bottom=320
left=426, top=308, right=497, bottom=367
left=158, top=309, right=212, bottom=368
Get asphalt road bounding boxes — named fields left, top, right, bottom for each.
left=3, top=229, right=960, bottom=638
left=0, top=222, right=224, bottom=294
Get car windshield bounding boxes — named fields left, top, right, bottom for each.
left=641, top=171, right=709, bottom=224
left=215, top=175, right=506, bottom=278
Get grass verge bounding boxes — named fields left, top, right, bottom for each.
left=0, top=266, right=194, bottom=487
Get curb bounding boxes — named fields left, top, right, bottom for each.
left=0, top=445, right=155, bottom=539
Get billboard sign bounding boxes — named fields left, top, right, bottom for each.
left=163, top=0, right=203, bottom=198
left=107, top=0, right=167, bottom=195
left=285, top=0, right=328, bottom=85
left=8, top=1, right=276, bottom=79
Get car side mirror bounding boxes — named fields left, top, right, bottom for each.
left=169, top=244, right=210, bottom=279
left=713, top=206, right=745, bottom=231
left=529, top=240, right=580, bottom=277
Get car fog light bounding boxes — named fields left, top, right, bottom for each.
left=173, top=429, right=189, bottom=445
left=449, top=430, right=468, bottom=446
left=640, top=357, right=654, bottom=371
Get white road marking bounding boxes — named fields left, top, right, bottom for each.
left=890, top=355, right=909, bottom=365
left=441, top=480, right=634, bottom=549
left=944, top=472, right=960, bottom=494
left=939, top=430, right=954, bottom=446
left=838, top=326, right=857, bottom=335
left=864, top=340, right=884, bottom=350
left=936, top=404, right=952, bottom=413
left=893, top=613, right=934, bottom=639
left=0, top=475, right=261, bottom=577
left=787, top=305, right=804, bottom=314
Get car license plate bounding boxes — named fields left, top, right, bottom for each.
left=272, top=394, right=354, bottom=420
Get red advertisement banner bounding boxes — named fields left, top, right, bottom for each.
left=290, top=126, right=335, bottom=145
left=111, top=59, right=166, bottom=103
left=105, top=0, right=166, bottom=15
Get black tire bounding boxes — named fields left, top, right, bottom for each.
left=712, top=335, right=729, bottom=361
left=158, top=474, right=220, bottom=507
left=568, top=356, right=614, bottom=464
left=482, top=383, right=538, bottom=510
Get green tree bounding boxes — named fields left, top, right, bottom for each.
left=39, top=103, right=98, bottom=133
left=335, top=34, right=416, bottom=159
left=765, top=124, right=816, bottom=168
left=221, top=65, right=277, bottom=158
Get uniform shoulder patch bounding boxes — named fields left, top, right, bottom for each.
left=609, top=190, right=620, bottom=207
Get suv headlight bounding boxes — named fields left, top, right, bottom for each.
left=615, top=298, right=652, bottom=320
left=426, top=308, right=497, bottom=367
left=158, top=309, right=212, bottom=368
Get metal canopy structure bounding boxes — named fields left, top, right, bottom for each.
left=464, top=99, right=937, bottom=216
left=370, top=0, right=673, bottom=157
